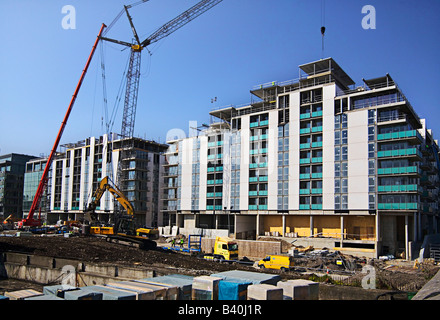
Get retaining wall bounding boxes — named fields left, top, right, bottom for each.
left=0, top=252, right=154, bottom=287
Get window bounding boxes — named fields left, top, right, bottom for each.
left=368, top=143, right=375, bottom=158
left=368, top=126, right=375, bottom=141
left=335, top=147, right=340, bottom=161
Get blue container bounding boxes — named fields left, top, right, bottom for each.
left=218, top=279, right=251, bottom=300
left=0, top=295, right=9, bottom=300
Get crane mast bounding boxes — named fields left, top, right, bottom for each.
left=101, top=0, right=223, bottom=138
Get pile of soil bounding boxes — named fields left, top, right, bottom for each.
left=0, top=235, right=252, bottom=274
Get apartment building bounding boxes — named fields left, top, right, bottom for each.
left=0, top=153, right=37, bottom=219
left=25, top=134, right=167, bottom=227
left=162, top=57, right=440, bottom=259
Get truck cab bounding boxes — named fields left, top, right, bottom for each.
left=258, top=255, right=294, bottom=271
left=214, top=237, right=239, bottom=260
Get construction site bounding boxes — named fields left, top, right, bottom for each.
left=0, top=229, right=439, bottom=301
left=1, top=0, right=440, bottom=305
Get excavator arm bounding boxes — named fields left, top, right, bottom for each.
left=86, top=176, right=134, bottom=220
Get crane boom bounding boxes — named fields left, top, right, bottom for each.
left=20, top=24, right=107, bottom=228
left=142, top=0, right=223, bottom=46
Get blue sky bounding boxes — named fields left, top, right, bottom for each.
left=1, top=0, right=440, bottom=156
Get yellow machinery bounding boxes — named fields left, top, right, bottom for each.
left=85, top=176, right=158, bottom=249
left=203, top=237, right=239, bottom=261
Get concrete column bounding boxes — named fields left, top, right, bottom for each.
left=413, top=212, right=418, bottom=242
left=310, top=215, right=314, bottom=237
left=340, top=215, right=344, bottom=248
left=256, top=214, right=260, bottom=237
left=282, top=215, right=286, bottom=237
left=375, top=213, right=380, bottom=242
left=405, top=214, right=409, bottom=260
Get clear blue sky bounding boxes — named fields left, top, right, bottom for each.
left=1, top=0, right=440, bottom=156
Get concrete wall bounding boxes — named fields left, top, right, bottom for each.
left=0, top=252, right=154, bottom=287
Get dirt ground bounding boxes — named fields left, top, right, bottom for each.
left=0, top=234, right=438, bottom=293
left=0, top=235, right=253, bottom=274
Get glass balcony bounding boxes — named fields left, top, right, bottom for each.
left=249, top=191, right=258, bottom=196
left=311, top=110, right=323, bottom=118
left=311, top=157, right=323, bottom=163
left=249, top=205, right=258, bottom=210
left=311, top=204, right=323, bottom=210
left=377, top=130, right=422, bottom=142
left=300, top=173, right=311, bottom=179
left=378, top=203, right=418, bottom=210
left=311, top=141, right=323, bottom=148
left=377, top=184, right=420, bottom=193
left=300, top=158, right=311, bottom=164
left=311, top=126, right=323, bottom=133
left=299, top=204, right=310, bottom=210
left=311, top=188, right=322, bottom=194
left=377, top=148, right=422, bottom=159
left=299, top=189, right=310, bottom=195
left=377, top=166, right=420, bottom=175
left=300, top=143, right=311, bottom=149
left=311, top=172, right=323, bottom=179
left=300, top=113, right=311, bottom=120
left=300, top=128, right=311, bottom=134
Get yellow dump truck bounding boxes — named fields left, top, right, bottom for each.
left=257, top=255, right=294, bottom=271
left=203, top=236, right=239, bottom=261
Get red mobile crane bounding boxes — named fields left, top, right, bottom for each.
left=19, top=24, right=107, bottom=228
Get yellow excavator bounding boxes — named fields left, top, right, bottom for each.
left=85, top=176, right=158, bottom=250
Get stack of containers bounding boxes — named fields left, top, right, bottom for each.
left=191, top=276, right=222, bottom=300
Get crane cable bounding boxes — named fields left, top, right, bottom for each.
left=321, top=0, right=326, bottom=58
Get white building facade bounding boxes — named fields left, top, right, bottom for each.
left=163, top=58, right=440, bottom=259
